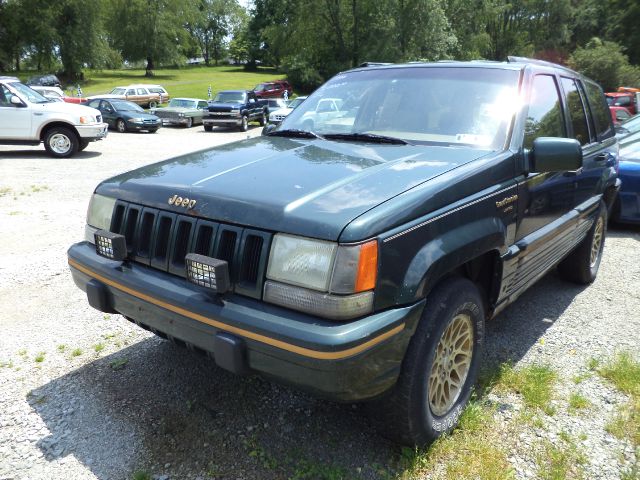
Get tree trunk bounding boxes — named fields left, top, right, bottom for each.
left=145, top=56, right=155, bottom=77
left=15, top=54, right=20, bottom=71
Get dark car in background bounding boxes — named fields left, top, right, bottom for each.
left=26, top=74, right=62, bottom=88
left=86, top=98, right=161, bottom=133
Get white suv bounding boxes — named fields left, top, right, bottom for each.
left=0, top=77, right=108, bottom=158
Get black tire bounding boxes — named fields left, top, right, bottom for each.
left=148, top=128, right=158, bottom=133
left=116, top=118, right=127, bottom=133
left=557, top=201, right=607, bottom=284
left=370, top=277, right=484, bottom=446
left=259, top=110, right=267, bottom=126
left=43, top=126, right=79, bottom=158
left=204, top=125, right=213, bottom=132
left=78, top=139, right=90, bottom=151
left=186, top=117, right=193, bottom=128
left=149, top=100, right=158, bottom=109
left=240, top=115, right=249, bottom=132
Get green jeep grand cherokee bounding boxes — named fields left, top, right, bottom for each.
left=68, top=58, right=620, bottom=445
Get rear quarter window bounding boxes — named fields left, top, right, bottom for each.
left=584, top=81, right=614, bottom=141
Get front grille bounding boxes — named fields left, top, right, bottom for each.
left=143, top=119, right=158, bottom=124
left=110, top=201, right=272, bottom=299
left=154, top=111, right=174, bottom=119
left=274, top=114, right=286, bottom=121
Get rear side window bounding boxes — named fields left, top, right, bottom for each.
left=524, top=75, right=565, bottom=149
left=584, top=81, right=614, bottom=141
left=561, top=77, right=591, bottom=145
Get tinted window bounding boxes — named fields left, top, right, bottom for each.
left=584, top=80, right=614, bottom=140
left=198, top=101, right=208, bottom=109
left=615, top=96, right=632, bottom=107
left=87, top=99, right=100, bottom=108
left=524, top=75, right=565, bottom=148
left=561, top=77, right=591, bottom=145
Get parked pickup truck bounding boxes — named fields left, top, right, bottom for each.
left=0, top=76, right=108, bottom=157
left=68, top=58, right=619, bottom=446
left=203, top=90, right=268, bottom=132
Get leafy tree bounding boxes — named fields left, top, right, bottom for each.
left=0, top=0, right=27, bottom=70
left=605, top=0, right=640, bottom=65
left=568, top=37, right=634, bottom=90
left=107, top=0, right=194, bottom=76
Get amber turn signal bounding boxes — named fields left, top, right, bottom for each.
left=354, top=240, right=378, bottom=292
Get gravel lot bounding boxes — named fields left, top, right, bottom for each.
left=0, top=126, right=638, bottom=480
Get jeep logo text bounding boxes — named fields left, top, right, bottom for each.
left=168, top=195, right=197, bottom=209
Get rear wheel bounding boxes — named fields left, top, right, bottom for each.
left=240, top=115, right=249, bottom=132
left=259, top=110, right=267, bottom=126
left=43, top=127, right=79, bottom=158
left=149, top=100, right=158, bottom=109
left=370, top=276, right=484, bottom=446
left=558, top=201, right=607, bottom=284
left=116, top=119, right=127, bottom=133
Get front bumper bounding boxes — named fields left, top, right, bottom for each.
left=76, top=123, right=108, bottom=140
left=67, top=242, right=423, bottom=401
left=160, top=117, right=193, bottom=126
left=203, top=117, right=242, bottom=127
left=127, top=121, right=161, bottom=131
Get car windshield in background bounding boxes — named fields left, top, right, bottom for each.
left=110, top=88, right=126, bottom=95
left=168, top=99, right=197, bottom=108
left=11, top=83, right=50, bottom=103
left=280, top=67, right=520, bottom=149
left=214, top=92, right=245, bottom=103
left=619, top=114, right=640, bottom=134
left=112, top=101, right=144, bottom=112
left=288, top=97, right=306, bottom=109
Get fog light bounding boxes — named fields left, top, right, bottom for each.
left=185, top=254, right=230, bottom=293
left=94, top=230, right=127, bottom=261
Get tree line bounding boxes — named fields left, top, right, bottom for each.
left=0, top=0, right=638, bottom=91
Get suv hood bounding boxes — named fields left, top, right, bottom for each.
left=96, top=137, right=492, bottom=241
left=31, top=100, right=100, bottom=117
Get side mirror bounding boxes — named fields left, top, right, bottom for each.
left=249, top=98, right=256, bottom=104
left=529, top=137, right=582, bottom=173
left=262, top=123, right=277, bottom=136
left=10, top=95, right=24, bottom=107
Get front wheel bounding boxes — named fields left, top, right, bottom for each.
left=240, top=115, right=248, bottom=132
left=43, top=127, right=79, bottom=158
left=370, top=276, right=484, bottom=446
left=78, top=139, right=90, bottom=151
left=259, top=110, right=267, bottom=126
left=557, top=201, right=607, bottom=284
left=185, top=117, right=193, bottom=128
left=204, top=125, right=213, bottom=132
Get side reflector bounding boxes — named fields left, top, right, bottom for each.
left=94, top=230, right=127, bottom=261
left=185, top=253, right=230, bottom=294
left=354, top=240, right=378, bottom=292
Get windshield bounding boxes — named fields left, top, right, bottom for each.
left=280, top=67, right=521, bottom=149
left=110, top=88, right=126, bottom=95
left=112, top=101, right=144, bottom=112
left=168, top=99, right=196, bottom=108
left=288, top=97, right=306, bottom=109
left=9, top=82, right=50, bottom=104
left=213, top=92, right=246, bottom=103
left=619, top=114, right=640, bottom=134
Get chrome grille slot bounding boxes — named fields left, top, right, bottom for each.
left=150, top=212, right=176, bottom=270
left=192, top=220, right=218, bottom=256
left=133, top=208, right=158, bottom=264
left=168, top=217, right=196, bottom=276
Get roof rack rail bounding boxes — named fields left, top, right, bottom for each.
left=358, top=62, right=393, bottom=68
left=507, top=56, right=578, bottom=74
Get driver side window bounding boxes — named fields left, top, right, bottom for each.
left=524, top=75, right=565, bottom=149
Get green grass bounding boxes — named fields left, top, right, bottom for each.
left=28, top=65, right=288, bottom=102
left=57, top=344, right=66, bottom=353
left=398, top=400, right=514, bottom=480
left=34, top=352, right=45, bottom=363
left=535, top=433, right=587, bottom=480
left=110, top=358, right=128, bottom=370
left=597, top=352, right=640, bottom=446
left=131, top=471, right=151, bottom=480
left=568, top=393, right=591, bottom=413
left=93, top=343, right=105, bottom=353
left=70, top=348, right=83, bottom=357
left=495, top=364, right=558, bottom=414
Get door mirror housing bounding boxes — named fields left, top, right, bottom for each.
left=262, top=123, right=277, bottom=136
left=529, top=137, right=582, bottom=173
left=10, top=95, right=24, bottom=107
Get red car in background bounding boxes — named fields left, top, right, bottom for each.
left=252, top=80, right=292, bottom=99
left=610, top=106, right=633, bottom=125
left=606, top=90, right=638, bottom=115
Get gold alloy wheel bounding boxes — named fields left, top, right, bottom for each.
left=590, top=216, right=604, bottom=268
left=428, top=313, right=474, bottom=417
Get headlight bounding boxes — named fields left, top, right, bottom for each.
left=267, top=234, right=336, bottom=291
left=86, top=194, right=116, bottom=236
left=79, top=115, right=96, bottom=124
left=128, top=117, right=144, bottom=123
left=178, top=113, right=185, bottom=117
left=264, top=234, right=378, bottom=320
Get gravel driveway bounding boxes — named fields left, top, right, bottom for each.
left=0, top=126, right=638, bottom=480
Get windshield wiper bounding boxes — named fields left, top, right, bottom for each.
left=323, top=132, right=409, bottom=145
left=268, top=129, right=323, bottom=139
